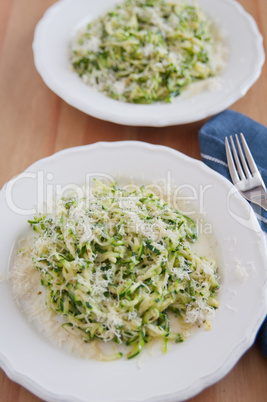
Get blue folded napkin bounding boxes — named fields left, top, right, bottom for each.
left=199, top=109, right=267, bottom=355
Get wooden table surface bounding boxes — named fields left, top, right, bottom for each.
left=1, top=0, right=267, bottom=401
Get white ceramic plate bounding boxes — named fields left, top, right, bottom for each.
left=32, top=0, right=265, bottom=127
left=0, top=141, right=267, bottom=402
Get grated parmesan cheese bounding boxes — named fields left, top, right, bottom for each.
left=70, top=0, right=227, bottom=104
left=11, top=180, right=220, bottom=360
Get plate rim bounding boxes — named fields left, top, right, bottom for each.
left=32, top=0, right=265, bottom=127
left=0, top=140, right=267, bottom=402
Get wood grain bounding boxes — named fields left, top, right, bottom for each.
left=0, top=0, right=267, bottom=401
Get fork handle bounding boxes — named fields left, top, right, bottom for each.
left=259, top=197, right=267, bottom=212
left=251, top=196, right=267, bottom=213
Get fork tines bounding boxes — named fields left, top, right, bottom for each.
left=225, top=133, right=259, bottom=184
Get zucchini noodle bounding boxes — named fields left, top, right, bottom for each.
left=23, top=181, right=219, bottom=359
left=70, top=0, right=219, bottom=104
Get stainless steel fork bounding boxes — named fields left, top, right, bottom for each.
left=225, top=133, right=267, bottom=212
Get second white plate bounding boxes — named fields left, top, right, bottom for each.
left=0, top=141, right=267, bottom=401
left=32, top=0, right=265, bottom=126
